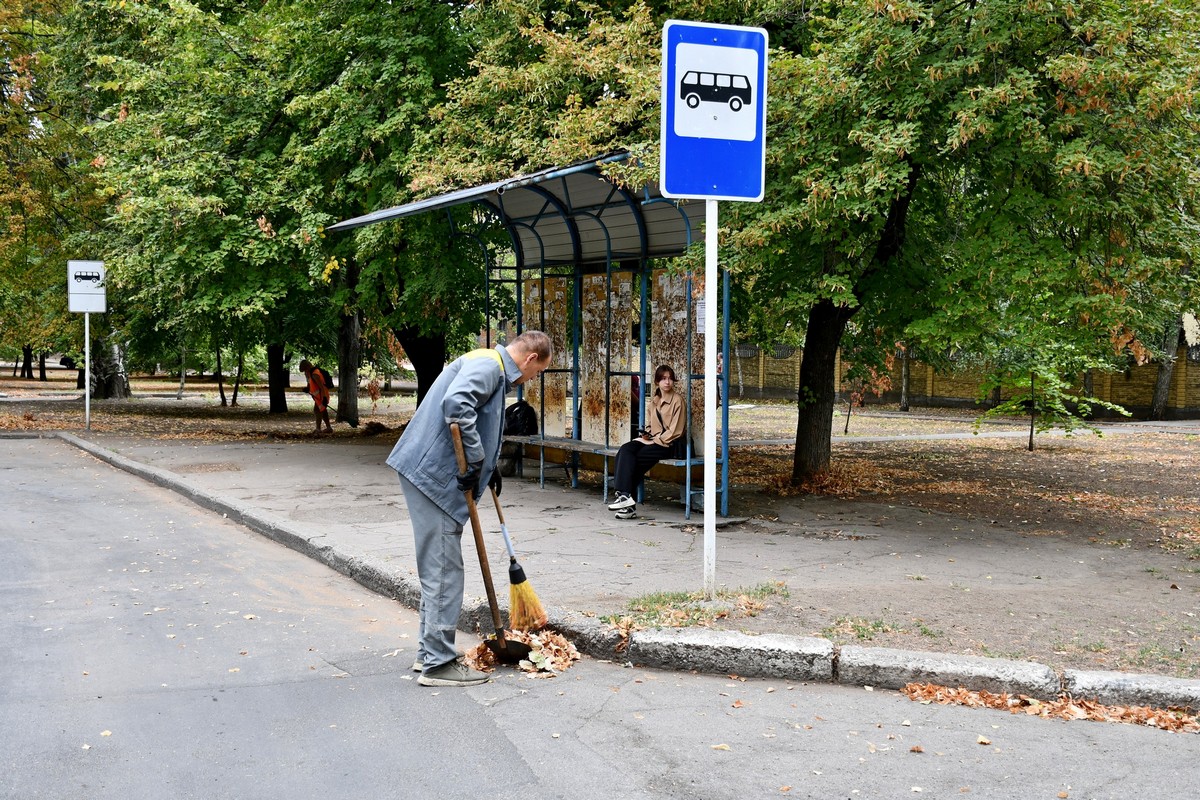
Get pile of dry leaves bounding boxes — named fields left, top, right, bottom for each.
left=464, top=630, right=580, bottom=677
left=902, top=682, right=1200, bottom=734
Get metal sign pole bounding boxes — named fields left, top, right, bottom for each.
left=703, top=199, right=718, bottom=598
left=662, top=19, right=767, bottom=601
left=84, top=312, right=91, bottom=431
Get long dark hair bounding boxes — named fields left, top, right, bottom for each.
left=652, top=364, right=677, bottom=398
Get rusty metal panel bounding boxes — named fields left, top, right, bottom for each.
left=522, top=276, right=570, bottom=437
left=580, top=272, right=635, bottom=445
left=650, top=269, right=705, bottom=450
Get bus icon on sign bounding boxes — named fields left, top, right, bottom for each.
left=74, top=270, right=102, bottom=283
left=680, top=71, right=752, bottom=112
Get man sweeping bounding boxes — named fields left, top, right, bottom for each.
left=387, top=331, right=552, bottom=687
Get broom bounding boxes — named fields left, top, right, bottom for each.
left=489, top=485, right=548, bottom=631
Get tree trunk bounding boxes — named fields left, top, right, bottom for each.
left=1028, top=372, right=1036, bottom=452
left=37, top=352, right=47, bottom=381
left=267, top=343, right=289, bottom=413
left=336, top=259, right=362, bottom=427
left=231, top=350, right=244, bottom=407
left=20, top=345, right=33, bottom=379
left=1150, top=316, right=1182, bottom=420
left=92, top=336, right=131, bottom=399
left=215, top=348, right=227, bottom=407
left=898, top=346, right=910, bottom=411
left=792, top=299, right=855, bottom=482
left=395, top=326, right=448, bottom=407
left=176, top=346, right=187, bottom=400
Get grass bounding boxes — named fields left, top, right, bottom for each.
left=822, top=616, right=896, bottom=641
left=603, top=581, right=789, bottom=629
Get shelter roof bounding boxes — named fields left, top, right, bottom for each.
left=326, top=152, right=705, bottom=269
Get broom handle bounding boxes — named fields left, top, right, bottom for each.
left=449, top=424, right=506, bottom=638
left=489, top=487, right=518, bottom=560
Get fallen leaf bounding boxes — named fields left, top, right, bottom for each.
left=732, top=699, right=745, bottom=708
left=910, top=746, right=924, bottom=753
left=900, top=682, right=1199, bottom=734
left=1057, top=793, right=1069, bottom=799
left=779, top=787, right=792, bottom=793
left=711, top=744, right=731, bottom=751
left=976, top=735, right=991, bottom=745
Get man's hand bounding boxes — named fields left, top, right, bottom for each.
left=457, top=462, right=481, bottom=495
left=488, top=469, right=502, bottom=497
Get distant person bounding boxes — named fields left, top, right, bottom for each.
left=386, top=331, right=552, bottom=687
left=299, top=360, right=333, bottom=434
left=607, top=364, right=686, bottom=520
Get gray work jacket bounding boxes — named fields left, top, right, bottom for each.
left=386, top=346, right=519, bottom=523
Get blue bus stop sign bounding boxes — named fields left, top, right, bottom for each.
left=660, top=20, right=768, bottom=202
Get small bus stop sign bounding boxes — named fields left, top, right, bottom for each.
left=68, top=260, right=106, bottom=313
left=660, top=20, right=768, bottom=202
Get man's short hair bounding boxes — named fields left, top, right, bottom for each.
left=510, top=330, right=552, bottom=361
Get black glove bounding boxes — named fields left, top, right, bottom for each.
left=456, top=462, right=481, bottom=495
left=488, top=469, right=502, bottom=497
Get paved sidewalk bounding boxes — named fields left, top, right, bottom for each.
left=17, top=428, right=1200, bottom=713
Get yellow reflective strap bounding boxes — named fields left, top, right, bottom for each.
left=464, top=348, right=505, bottom=373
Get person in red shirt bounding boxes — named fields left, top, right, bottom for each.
left=299, top=360, right=333, bottom=434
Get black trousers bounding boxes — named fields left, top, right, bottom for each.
left=614, top=440, right=675, bottom=497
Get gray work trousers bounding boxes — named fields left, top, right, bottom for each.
left=398, top=474, right=465, bottom=670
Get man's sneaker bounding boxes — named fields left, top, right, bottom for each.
left=614, top=507, right=638, bottom=520
left=417, top=658, right=491, bottom=687
left=412, top=659, right=424, bottom=673
left=607, top=493, right=635, bottom=510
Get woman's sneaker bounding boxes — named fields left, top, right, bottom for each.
left=607, top=493, right=635, bottom=510
left=417, top=658, right=491, bottom=687
left=614, top=507, right=638, bottom=520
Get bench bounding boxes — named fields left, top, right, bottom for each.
left=502, top=434, right=716, bottom=519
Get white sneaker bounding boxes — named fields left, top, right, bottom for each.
left=412, top=659, right=424, bottom=673
left=607, top=493, right=635, bottom=510
left=614, top=507, right=638, bottom=520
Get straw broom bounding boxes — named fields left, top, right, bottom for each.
left=489, top=486, right=548, bottom=631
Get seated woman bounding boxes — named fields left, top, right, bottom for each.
left=607, top=364, right=687, bottom=519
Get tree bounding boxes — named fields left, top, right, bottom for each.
left=731, top=0, right=1199, bottom=479
left=1, top=1, right=99, bottom=378
left=417, top=0, right=1197, bottom=482
left=271, top=0, right=475, bottom=409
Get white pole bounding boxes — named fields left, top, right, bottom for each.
left=84, top=312, right=91, bottom=431
left=703, top=199, right=718, bottom=598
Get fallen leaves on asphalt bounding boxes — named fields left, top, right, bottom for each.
left=902, top=682, right=1200, bottom=733
left=464, top=629, right=581, bottom=676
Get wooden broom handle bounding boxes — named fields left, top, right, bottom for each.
left=449, top=423, right=505, bottom=637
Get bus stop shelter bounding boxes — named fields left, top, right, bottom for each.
left=328, top=151, right=731, bottom=516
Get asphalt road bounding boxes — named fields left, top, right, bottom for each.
left=2, top=438, right=1196, bottom=799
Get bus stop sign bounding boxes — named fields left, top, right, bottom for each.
left=660, top=20, right=768, bottom=202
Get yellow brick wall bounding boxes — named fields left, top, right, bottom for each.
left=728, top=344, right=1199, bottom=414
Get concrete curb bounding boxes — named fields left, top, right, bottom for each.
left=629, top=628, right=835, bottom=681
left=47, top=431, right=1200, bottom=713
left=837, top=645, right=1060, bottom=697
left=1062, top=669, right=1200, bottom=711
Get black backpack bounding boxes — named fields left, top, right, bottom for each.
left=318, top=367, right=334, bottom=390
left=504, top=399, right=538, bottom=436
